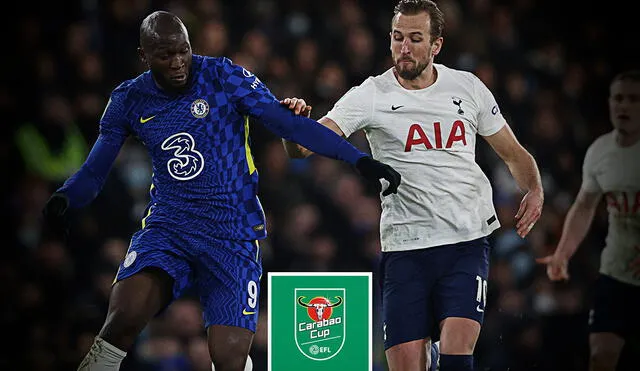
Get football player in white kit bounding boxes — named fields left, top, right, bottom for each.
left=281, top=1, right=544, bottom=370
left=537, top=70, right=640, bottom=371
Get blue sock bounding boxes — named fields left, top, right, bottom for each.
left=439, top=354, right=473, bottom=371
left=429, top=342, right=440, bottom=371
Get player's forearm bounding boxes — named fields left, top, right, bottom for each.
left=58, top=134, right=121, bottom=208
left=555, top=201, right=597, bottom=259
left=282, top=139, right=312, bottom=159
left=505, top=150, right=543, bottom=195
left=258, top=102, right=366, bottom=165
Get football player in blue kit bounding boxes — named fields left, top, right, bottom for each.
left=41, top=11, right=401, bottom=371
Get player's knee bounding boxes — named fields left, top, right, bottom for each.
left=589, top=333, right=624, bottom=371
left=439, top=318, right=480, bottom=354
left=590, top=347, right=619, bottom=371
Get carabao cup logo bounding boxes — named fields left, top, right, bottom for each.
left=294, top=288, right=345, bottom=360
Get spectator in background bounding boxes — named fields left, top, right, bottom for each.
left=15, top=93, right=88, bottom=184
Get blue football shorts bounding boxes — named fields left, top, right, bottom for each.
left=114, top=226, right=262, bottom=332
left=380, top=236, right=490, bottom=349
left=588, top=273, right=640, bottom=338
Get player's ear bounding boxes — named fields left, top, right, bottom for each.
left=431, top=37, right=443, bottom=57
left=137, top=47, right=147, bottom=65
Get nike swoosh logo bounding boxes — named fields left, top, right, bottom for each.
left=243, top=309, right=256, bottom=315
left=476, top=305, right=484, bottom=313
left=391, top=105, right=404, bottom=111
left=139, top=115, right=156, bottom=123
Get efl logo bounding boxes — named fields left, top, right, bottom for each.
left=294, top=289, right=345, bottom=360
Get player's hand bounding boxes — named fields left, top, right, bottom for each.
left=355, top=156, right=401, bottom=196
left=281, top=97, right=312, bottom=117
left=515, top=188, right=543, bottom=238
left=42, top=192, right=70, bottom=241
left=535, top=253, right=570, bottom=281
left=628, top=245, right=640, bottom=278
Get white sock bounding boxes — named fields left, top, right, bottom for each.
left=77, top=336, right=127, bottom=371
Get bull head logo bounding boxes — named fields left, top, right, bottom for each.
left=297, top=296, right=343, bottom=321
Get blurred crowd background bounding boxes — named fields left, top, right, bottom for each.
left=2, top=0, right=638, bottom=370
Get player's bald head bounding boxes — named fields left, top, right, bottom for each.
left=139, top=11, right=189, bottom=50
left=138, top=11, right=193, bottom=91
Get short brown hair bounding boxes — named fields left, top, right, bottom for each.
left=612, top=69, right=640, bottom=84
left=393, top=0, right=445, bottom=41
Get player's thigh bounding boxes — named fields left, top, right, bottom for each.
left=113, top=227, right=194, bottom=315
left=589, top=332, right=625, bottom=367
left=196, top=239, right=262, bottom=332
left=588, top=274, right=640, bottom=339
left=433, top=237, right=490, bottom=331
left=380, top=248, right=435, bottom=351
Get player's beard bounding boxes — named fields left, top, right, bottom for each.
left=395, top=58, right=428, bottom=80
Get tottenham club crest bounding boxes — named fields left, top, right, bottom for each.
left=295, top=289, right=346, bottom=360
left=452, top=96, right=464, bottom=115
left=190, top=98, right=209, bottom=118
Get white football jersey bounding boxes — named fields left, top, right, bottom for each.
left=325, top=64, right=506, bottom=252
left=582, top=131, right=640, bottom=286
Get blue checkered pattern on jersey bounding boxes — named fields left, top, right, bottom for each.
left=101, top=55, right=278, bottom=240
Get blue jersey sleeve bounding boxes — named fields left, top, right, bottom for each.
left=219, top=58, right=367, bottom=165
left=257, top=103, right=367, bottom=165
left=220, top=57, right=278, bottom=116
left=58, top=89, right=130, bottom=208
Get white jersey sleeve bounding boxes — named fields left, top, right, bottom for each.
left=473, top=75, right=507, bottom=137
left=324, top=80, right=374, bottom=137
left=581, top=142, right=603, bottom=193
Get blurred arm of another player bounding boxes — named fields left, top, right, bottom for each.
left=483, top=124, right=544, bottom=238
left=41, top=92, right=129, bottom=240
left=535, top=186, right=602, bottom=281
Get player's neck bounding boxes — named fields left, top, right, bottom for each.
left=615, top=129, right=640, bottom=147
left=395, top=65, right=437, bottom=90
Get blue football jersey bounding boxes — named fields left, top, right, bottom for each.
left=100, top=55, right=275, bottom=240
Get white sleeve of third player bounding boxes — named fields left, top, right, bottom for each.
left=324, top=80, right=374, bottom=137
left=473, top=75, right=507, bottom=136
left=581, top=141, right=602, bottom=192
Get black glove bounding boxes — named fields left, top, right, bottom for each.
left=355, top=156, right=401, bottom=196
left=42, top=192, right=70, bottom=241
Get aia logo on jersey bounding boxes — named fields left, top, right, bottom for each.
left=605, top=191, right=640, bottom=215
left=190, top=99, right=209, bottom=118
left=404, top=120, right=467, bottom=151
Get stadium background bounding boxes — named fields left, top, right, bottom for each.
left=2, top=0, right=638, bottom=370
